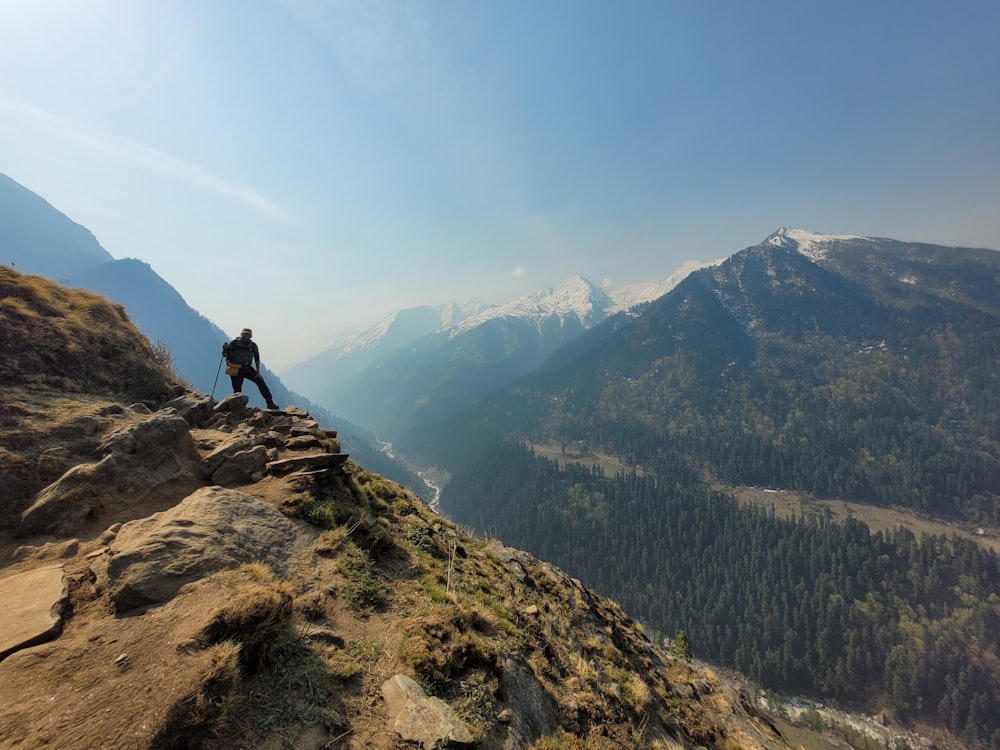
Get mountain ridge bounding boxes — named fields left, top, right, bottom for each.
left=284, top=267, right=714, bottom=440
left=0, top=173, right=114, bottom=278
left=0, top=263, right=804, bottom=750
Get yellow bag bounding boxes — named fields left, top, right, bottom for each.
left=225, top=362, right=241, bottom=376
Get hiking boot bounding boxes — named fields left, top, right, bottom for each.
left=266, top=401, right=280, bottom=410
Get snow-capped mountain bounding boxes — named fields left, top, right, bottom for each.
left=330, top=299, right=486, bottom=358
left=282, top=298, right=486, bottom=397
left=764, top=227, right=869, bottom=261
left=305, top=266, right=711, bottom=368
left=441, top=297, right=488, bottom=328
left=761, top=227, right=1000, bottom=316
left=602, top=259, right=722, bottom=310
left=285, top=267, right=710, bottom=439
left=452, top=276, right=615, bottom=335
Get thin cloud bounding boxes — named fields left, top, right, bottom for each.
left=512, top=265, right=527, bottom=277
left=0, top=100, right=291, bottom=222
left=134, top=37, right=192, bottom=103
left=282, top=0, right=436, bottom=95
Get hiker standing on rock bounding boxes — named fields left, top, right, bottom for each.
left=222, top=328, right=279, bottom=409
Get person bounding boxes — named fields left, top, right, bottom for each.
left=222, top=328, right=279, bottom=409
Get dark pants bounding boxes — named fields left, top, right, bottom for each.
left=230, top=364, right=274, bottom=404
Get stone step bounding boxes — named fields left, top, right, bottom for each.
left=265, top=452, right=349, bottom=477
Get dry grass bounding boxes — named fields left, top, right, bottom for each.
left=0, top=388, right=154, bottom=541
left=201, top=563, right=295, bottom=672
left=621, top=672, right=652, bottom=713
left=147, top=642, right=243, bottom=750
left=0, top=267, right=176, bottom=402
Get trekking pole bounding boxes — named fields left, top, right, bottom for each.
left=210, top=356, right=224, bottom=401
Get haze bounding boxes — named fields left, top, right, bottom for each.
left=1, top=0, right=998, bottom=369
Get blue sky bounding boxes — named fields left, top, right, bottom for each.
left=2, top=0, right=998, bottom=369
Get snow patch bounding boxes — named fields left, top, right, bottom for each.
left=767, top=227, right=867, bottom=261
left=453, top=275, right=612, bottom=333
left=602, top=259, right=722, bottom=309
left=308, top=261, right=722, bottom=362
left=334, top=298, right=485, bottom=356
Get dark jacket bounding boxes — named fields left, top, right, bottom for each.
left=224, top=338, right=259, bottom=367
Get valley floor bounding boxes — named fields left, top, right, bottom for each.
left=724, top=483, right=1000, bottom=556
left=528, top=438, right=1000, bottom=556
left=527, top=440, right=648, bottom=478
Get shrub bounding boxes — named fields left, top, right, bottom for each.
left=202, top=564, right=295, bottom=673
left=339, top=545, right=389, bottom=612
left=667, top=631, right=692, bottom=660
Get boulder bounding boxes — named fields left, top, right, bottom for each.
left=210, top=445, right=271, bottom=485
left=487, top=542, right=530, bottom=582
left=18, top=411, right=202, bottom=537
left=284, top=435, right=321, bottom=451
left=96, top=486, right=299, bottom=613
left=201, top=431, right=265, bottom=478
left=97, top=410, right=200, bottom=465
left=259, top=413, right=294, bottom=433
left=381, top=674, right=473, bottom=749
left=213, top=393, right=249, bottom=413
left=18, top=461, right=108, bottom=535
left=290, top=419, right=321, bottom=436
left=499, top=654, right=561, bottom=747
left=11, top=539, right=80, bottom=562
left=159, top=392, right=215, bottom=427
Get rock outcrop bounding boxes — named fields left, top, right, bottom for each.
left=382, top=673, right=475, bottom=748
left=16, top=393, right=349, bottom=539
left=95, top=486, right=301, bottom=613
left=18, top=410, right=202, bottom=537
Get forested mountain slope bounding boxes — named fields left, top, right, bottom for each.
left=1, top=265, right=802, bottom=750
left=406, top=230, right=1000, bottom=748
left=434, top=229, right=1000, bottom=524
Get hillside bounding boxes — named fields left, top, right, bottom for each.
left=0, top=269, right=808, bottom=749
left=64, top=257, right=230, bottom=392
left=0, top=173, right=114, bottom=278
left=405, top=230, right=1000, bottom=748
left=0, top=266, right=177, bottom=403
